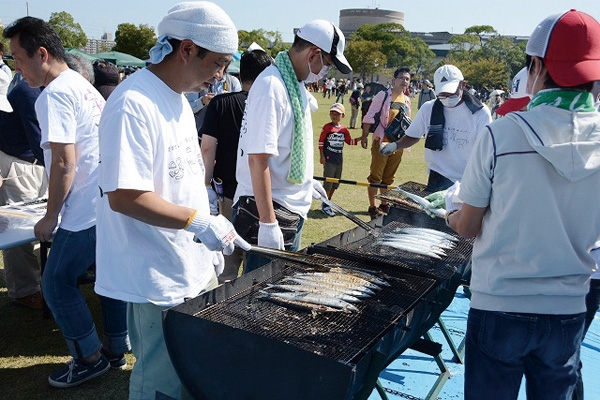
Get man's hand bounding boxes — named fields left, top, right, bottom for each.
left=206, top=186, right=219, bottom=215
left=212, top=251, right=225, bottom=276
left=380, top=142, right=398, bottom=156
left=34, top=214, right=59, bottom=242
left=186, top=213, right=247, bottom=255
left=424, top=190, right=447, bottom=210
left=258, top=221, right=285, bottom=250
left=360, top=135, right=369, bottom=149
left=311, top=179, right=327, bottom=200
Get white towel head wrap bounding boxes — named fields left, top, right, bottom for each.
left=149, top=1, right=238, bottom=64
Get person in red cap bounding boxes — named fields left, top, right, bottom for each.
left=442, top=10, right=600, bottom=399
left=494, top=67, right=531, bottom=116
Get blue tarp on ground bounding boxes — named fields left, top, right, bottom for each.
left=368, top=290, right=600, bottom=399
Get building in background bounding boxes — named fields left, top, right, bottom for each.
left=83, top=33, right=115, bottom=54
left=339, top=8, right=404, bottom=38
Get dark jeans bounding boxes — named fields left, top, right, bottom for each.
left=426, top=169, right=454, bottom=192
left=42, top=226, right=129, bottom=359
left=573, top=278, right=600, bottom=399
left=465, top=308, right=585, bottom=400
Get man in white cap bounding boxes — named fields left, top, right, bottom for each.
left=233, top=19, right=351, bottom=273
left=445, top=10, right=600, bottom=399
left=94, top=2, right=250, bottom=399
left=381, top=64, right=492, bottom=192
left=494, top=67, right=531, bottom=116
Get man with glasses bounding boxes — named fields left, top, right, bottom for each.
left=381, top=64, right=492, bottom=191
left=234, top=19, right=351, bottom=273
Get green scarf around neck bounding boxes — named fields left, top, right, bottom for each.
left=274, top=51, right=307, bottom=184
left=528, top=89, right=596, bottom=112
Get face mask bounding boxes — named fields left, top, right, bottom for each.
left=440, top=95, right=461, bottom=108
left=305, top=53, right=330, bottom=83
left=526, top=59, right=541, bottom=95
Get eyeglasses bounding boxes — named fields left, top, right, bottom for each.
left=437, top=88, right=461, bottom=99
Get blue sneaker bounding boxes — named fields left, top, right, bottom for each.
left=101, top=348, right=127, bottom=370
left=48, top=356, right=110, bottom=388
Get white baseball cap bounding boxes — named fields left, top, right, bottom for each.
left=296, top=20, right=352, bottom=74
left=495, top=67, right=531, bottom=116
left=434, top=65, right=464, bottom=95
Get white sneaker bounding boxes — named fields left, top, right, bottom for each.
left=321, top=203, right=335, bottom=217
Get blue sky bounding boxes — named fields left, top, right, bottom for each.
left=2, top=0, right=600, bottom=42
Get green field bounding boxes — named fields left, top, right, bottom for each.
left=0, top=90, right=428, bottom=399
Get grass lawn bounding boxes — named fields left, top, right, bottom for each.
left=0, top=90, right=428, bottom=399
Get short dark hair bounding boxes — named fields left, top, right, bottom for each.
left=394, top=67, right=411, bottom=78
left=164, top=38, right=209, bottom=61
left=239, top=50, right=272, bottom=83
left=525, top=55, right=593, bottom=91
left=3, top=16, right=66, bottom=62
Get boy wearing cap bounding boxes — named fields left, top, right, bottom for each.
left=444, top=10, right=600, bottom=399
left=234, top=19, right=351, bottom=272
left=382, top=64, right=492, bottom=192
left=417, top=79, right=436, bottom=109
left=318, top=103, right=360, bottom=216
left=94, top=2, right=249, bottom=399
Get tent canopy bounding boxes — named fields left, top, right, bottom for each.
left=92, top=51, right=147, bottom=67
left=65, top=48, right=99, bottom=63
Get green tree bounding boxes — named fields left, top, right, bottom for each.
left=238, top=29, right=288, bottom=56
left=352, top=23, right=434, bottom=70
left=345, top=39, right=387, bottom=80
left=113, top=23, right=156, bottom=60
left=48, top=11, right=87, bottom=49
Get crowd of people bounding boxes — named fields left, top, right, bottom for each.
left=1, top=2, right=600, bottom=400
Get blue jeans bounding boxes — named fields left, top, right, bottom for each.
left=573, top=278, right=600, bottom=400
left=244, top=218, right=305, bottom=273
left=465, top=308, right=585, bottom=400
left=41, top=226, right=129, bottom=359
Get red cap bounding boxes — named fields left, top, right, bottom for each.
left=526, top=10, right=600, bottom=86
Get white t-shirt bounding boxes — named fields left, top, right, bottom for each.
left=35, top=69, right=103, bottom=231
left=95, top=69, right=213, bottom=306
left=405, top=100, right=492, bottom=182
left=234, top=65, right=314, bottom=219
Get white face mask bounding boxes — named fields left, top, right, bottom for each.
left=305, top=53, right=330, bottom=83
left=440, top=95, right=461, bottom=108
left=526, top=59, right=541, bottom=95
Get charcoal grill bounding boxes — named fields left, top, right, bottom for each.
left=163, top=186, right=473, bottom=400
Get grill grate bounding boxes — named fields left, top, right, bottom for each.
left=377, top=181, right=433, bottom=213
left=193, top=256, right=437, bottom=365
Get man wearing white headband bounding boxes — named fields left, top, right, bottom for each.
left=95, top=2, right=249, bottom=399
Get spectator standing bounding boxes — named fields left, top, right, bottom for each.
left=5, top=16, right=130, bottom=388
left=382, top=65, right=492, bottom=192
left=0, top=72, right=47, bottom=310
left=92, top=59, right=120, bottom=100
left=234, top=19, right=351, bottom=272
left=348, top=84, right=362, bottom=129
left=318, top=102, right=359, bottom=216
left=418, top=79, right=436, bottom=109
left=360, top=67, right=412, bottom=219
left=445, top=10, right=600, bottom=399
left=94, top=3, right=249, bottom=398
left=200, top=49, right=272, bottom=283
left=495, top=67, right=531, bottom=116
left=336, top=78, right=347, bottom=104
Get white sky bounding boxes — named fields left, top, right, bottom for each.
left=2, top=0, right=599, bottom=42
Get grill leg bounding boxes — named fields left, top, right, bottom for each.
left=423, top=331, right=451, bottom=400
left=374, top=379, right=389, bottom=400
left=437, top=317, right=464, bottom=364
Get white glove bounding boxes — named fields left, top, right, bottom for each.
left=186, top=213, right=250, bottom=255
left=212, top=251, right=225, bottom=276
left=206, top=186, right=219, bottom=216
left=311, top=179, right=327, bottom=200
left=380, top=141, right=398, bottom=156
left=444, top=181, right=463, bottom=213
left=258, top=221, right=285, bottom=250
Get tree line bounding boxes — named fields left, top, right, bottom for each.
left=1, top=12, right=526, bottom=89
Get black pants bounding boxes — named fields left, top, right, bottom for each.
left=426, top=169, right=454, bottom=192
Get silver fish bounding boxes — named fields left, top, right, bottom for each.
left=282, top=277, right=373, bottom=298
left=259, top=293, right=341, bottom=313
left=283, top=276, right=376, bottom=297
left=377, top=240, right=445, bottom=259
left=397, top=227, right=459, bottom=242
left=377, top=237, right=448, bottom=255
left=393, top=188, right=447, bottom=218
left=295, top=272, right=381, bottom=291
left=328, top=266, right=391, bottom=287
left=265, top=283, right=361, bottom=303
left=260, top=290, right=359, bottom=312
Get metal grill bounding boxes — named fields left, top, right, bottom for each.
left=376, top=181, right=432, bottom=213
left=191, top=256, right=437, bottom=365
